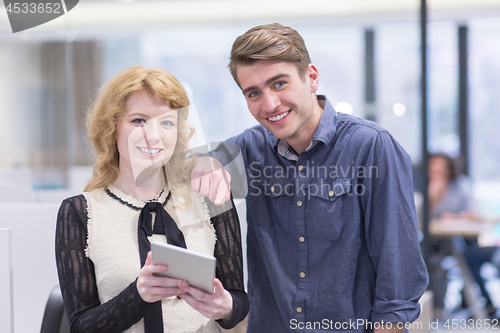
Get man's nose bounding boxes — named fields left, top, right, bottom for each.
left=262, top=91, right=281, bottom=113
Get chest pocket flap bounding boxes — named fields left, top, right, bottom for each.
left=309, top=178, right=352, bottom=201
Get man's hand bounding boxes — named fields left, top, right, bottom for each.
left=191, top=156, right=231, bottom=205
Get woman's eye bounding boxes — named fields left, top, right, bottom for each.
left=131, top=118, right=146, bottom=125
left=161, top=120, right=175, bottom=127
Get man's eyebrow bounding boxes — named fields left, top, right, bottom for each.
left=265, top=73, right=290, bottom=86
left=242, top=85, right=258, bottom=96
left=241, top=73, right=291, bottom=95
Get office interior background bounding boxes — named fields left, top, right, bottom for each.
left=2, top=0, right=500, bottom=332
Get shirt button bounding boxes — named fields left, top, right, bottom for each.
left=298, top=165, right=304, bottom=171
left=329, top=190, right=335, bottom=197
left=271, top=186, right=275, bottom=193
left=299, top=236, right=305, bottom=243
left=297, top=200, right=303, bottom=207
left=300, top=272, right=306, bottom=278
left=296, top=307, right=303, bottom=313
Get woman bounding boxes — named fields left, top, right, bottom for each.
left=56, top=66, right=248, bottom=332
left=428, top=153, right=476, bottom=219
left=427, top=154, right=499, bottom=315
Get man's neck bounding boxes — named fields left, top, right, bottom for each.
left=287, top=97, right=324, bottom=155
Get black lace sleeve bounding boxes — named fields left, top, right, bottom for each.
left=55, top=195, right=153, bottom=333
left=207, top=198, right=249, bottom=329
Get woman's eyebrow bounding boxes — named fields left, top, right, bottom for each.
left=127, top=112, right=148, bottom=118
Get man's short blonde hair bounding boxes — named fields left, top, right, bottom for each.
left=229, top=23, right=311, bottom=87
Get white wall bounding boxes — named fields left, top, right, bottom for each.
left=0, top=203, right=61, bottom=333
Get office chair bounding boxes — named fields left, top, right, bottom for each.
left=40, top=285, right=70, bottom=333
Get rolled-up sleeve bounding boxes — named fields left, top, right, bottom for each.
left=362, top=131, right=429, bottom=324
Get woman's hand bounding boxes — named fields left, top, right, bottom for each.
left=137, top=251, right=189, bottom=303
left=178, top=278, right=233, bottom=321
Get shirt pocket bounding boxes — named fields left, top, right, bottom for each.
left=308, top=178, right=354, bottom=241
left=248, top=177, right=295, bottom=234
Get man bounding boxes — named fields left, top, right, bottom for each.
left=193, top=23, right=428, bottom=332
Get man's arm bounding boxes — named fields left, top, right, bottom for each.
left=362, top=131, right=429, bottom=325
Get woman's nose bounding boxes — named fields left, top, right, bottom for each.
left=143, top=120, right=160, bottom=144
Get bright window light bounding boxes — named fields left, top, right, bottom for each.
left=393, top=102, right=406, bottom=116
left=335, top=102, right=354, bottom=114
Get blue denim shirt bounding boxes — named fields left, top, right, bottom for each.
left=224, top=96, right=428, bottom=332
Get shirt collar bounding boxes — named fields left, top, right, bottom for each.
left=273, top=95, right=337, bottom=161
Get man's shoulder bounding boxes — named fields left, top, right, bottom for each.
left=335, top=112, right=388, bottom=136
left=228, top=124, right=275, bottom=148
left=243, top=124, right=273, bottom=137
left=327, top=112, right=390, bottom=151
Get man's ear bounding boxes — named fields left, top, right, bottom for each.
left=307, top=64, right=319, bottom=93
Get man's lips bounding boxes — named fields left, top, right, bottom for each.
left=267, top=110, right=289, bottom=122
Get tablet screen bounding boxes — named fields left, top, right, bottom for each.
left=151, top=242, right=216, bottom=294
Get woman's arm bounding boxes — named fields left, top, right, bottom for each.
left=56, top=195, right=153, bottom=333
left=176, top=197, right=249, bottom=329
left=209, top=197, right=249, bottom=329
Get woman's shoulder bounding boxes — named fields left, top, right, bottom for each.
left=58, top=194, right=88, bottom=228
left=59, top=187, right=109, bottom=214
left=81, top=187, right=112, bottom=203
left=60, top=194, right=87, bottom=211
left=167, top=186, right=212, bottom=225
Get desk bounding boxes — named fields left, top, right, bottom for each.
left=429, top=218, right=496, bottom=238
left=429, top=219, right=496, bottom=320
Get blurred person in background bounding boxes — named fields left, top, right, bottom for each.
left=428, top=153, right=477, bottom=220
left=428, top=153, right=499, bottom=317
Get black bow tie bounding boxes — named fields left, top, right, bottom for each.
left=137, top=196, right=186, bottom=332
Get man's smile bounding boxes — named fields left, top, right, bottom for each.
left=267, top=110, right=289, bottom=122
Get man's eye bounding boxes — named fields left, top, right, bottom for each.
left=274, top=81, right=285, bottom=89
left=248, top=91, right=259, bottom=98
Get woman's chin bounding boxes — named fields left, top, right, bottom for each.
left=131, top=162, right=165, bottom=187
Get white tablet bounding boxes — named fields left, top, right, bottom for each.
left=150, top=242, right=216, bottom=294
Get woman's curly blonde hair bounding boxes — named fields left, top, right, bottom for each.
left=85, top=66, right=195, bottom=202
